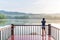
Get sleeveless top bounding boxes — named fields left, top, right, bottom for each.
left=41, top=20, right=46, bottom=27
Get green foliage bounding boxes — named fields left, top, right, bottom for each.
left=0, top=14, right=6, bottom=19
left=15, top=16, right=29, bottom=19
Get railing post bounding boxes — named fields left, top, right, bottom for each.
left=11, top=24, right=14, bottom=40
left=11, top=24, right=14, bottom=36
left=48, top=24, right=51, bottom=40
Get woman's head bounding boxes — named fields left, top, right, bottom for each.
left=42, top=18, right=45, bottom=20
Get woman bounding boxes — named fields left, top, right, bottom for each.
left=41, top=18, right=46, bottom=36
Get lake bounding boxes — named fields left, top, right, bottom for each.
left=0, top=19, right=60, bottom=27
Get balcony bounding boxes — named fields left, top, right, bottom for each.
left=0, top=24, right=60, bottom=40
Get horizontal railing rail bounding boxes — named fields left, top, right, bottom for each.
left=14, top=25, right=48, bottom=26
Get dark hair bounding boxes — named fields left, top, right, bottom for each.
left=42, top=18, right=45, bottom=20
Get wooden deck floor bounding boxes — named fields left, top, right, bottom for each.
left=8, top=35, right=54, bottom=40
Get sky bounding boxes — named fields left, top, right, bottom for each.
left=0, top=0, right=60, bottom=14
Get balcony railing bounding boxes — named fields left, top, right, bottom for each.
left=51, top=26, right=60, bottom=40
left=0, top=25, right=11, bottom=40
left=0, top=24, right=60, bottom=40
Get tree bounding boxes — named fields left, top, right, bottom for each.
left=0, top=14, right=6, bottom=19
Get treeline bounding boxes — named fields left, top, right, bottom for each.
left=0, top=13, right=60, bottom=19
left=14, top=16, right=29, bottom=19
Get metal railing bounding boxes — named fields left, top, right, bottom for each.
left=13, top=24, right=49, bottom=40
left=0, top=24, right=60, bottom=40
left=14, top=25, right=42, bottom=35
left=0, top=25, right=11, bottom=40
left=51, top=26, right=60, bottom=40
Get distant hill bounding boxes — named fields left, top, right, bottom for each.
left=0, top=10, right=60, bottom=19
left=0, top=10, right=28, bottom=19
left=0, top=10, right=26, bottom=16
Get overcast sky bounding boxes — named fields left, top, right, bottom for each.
left=0, top=0, right=60, bottom=14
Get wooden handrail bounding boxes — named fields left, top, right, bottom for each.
left=14, top=25, right=48, bottom=26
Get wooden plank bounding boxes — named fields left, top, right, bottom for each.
left=8, top=35, right=54, bottom=40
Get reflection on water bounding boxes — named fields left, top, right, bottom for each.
left=0, top=19, right=43, bottom=25
left=0, top=19, right=7, bottom=26
left=0, top=19, right=60, bottom=26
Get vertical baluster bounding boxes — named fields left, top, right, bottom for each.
left=35, top=26, right=36, bottom=40
left=56, top=29, right=58, bottom=40
left=7, top=28, right=8, bottom=40
left=23, top=26, right=25, bottom=35
left=0, top=31, right=1, bottom=40
left=9, top=27, right=11, bottom=37
left=6, top=28, right=7, bottom=40
left=31, top=25, right=33, bottom=40
left=30, top=26, right=32, bottom=38
left=7, top=28, right=11, bottom=38
left=1, top=31, right=2, bottom=40
left=29, top=26, right=30, bottom=40
left=19, top=26, right=20, bottom=40
left=5, top=28, right=7, bottom=40
left=20, top=26, right=22, bottom=40
left=15, top=26, right=17, bottom=35
left=32, top=26, right=33, bottom=40
left=24, top=26, right=26, bottom=40
left=6, top=28, right=8, bottom=40
left=23, top=26, right=24, bottom=40
left=30, top=25, right=31, bottom=40
left=2, top=30, right=4, bottom=40
left=8, top=27, right=10, bottom=39
left=4, top=29, right=6, bottom=40
left=32, top=26, right=34, bottom=40
left=31, top=26, right=32, bottom=40
left=54, top=28, right=56, bottom=40
left=58, top=30, right=59, bottom=40
left=56, top=28, right=57, bottom=40
left=40, top=26, right=42, bottom=40
left=40, top=26, right=41, bottom=36
left=3, top=30, right=4, bottom=40
left=18, top=26, right=20, bottom=40
left=33, top=26, right=34, bottom=40
left=22, top=26, right=23, bottom=40
left=52, top=27, right=54, bottom=39
left=59, top=30, right=60, bottom=40
left=14, top=25, right=15, bottom=35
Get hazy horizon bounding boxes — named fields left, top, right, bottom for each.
left=1, top=10, right=60, bottom=14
